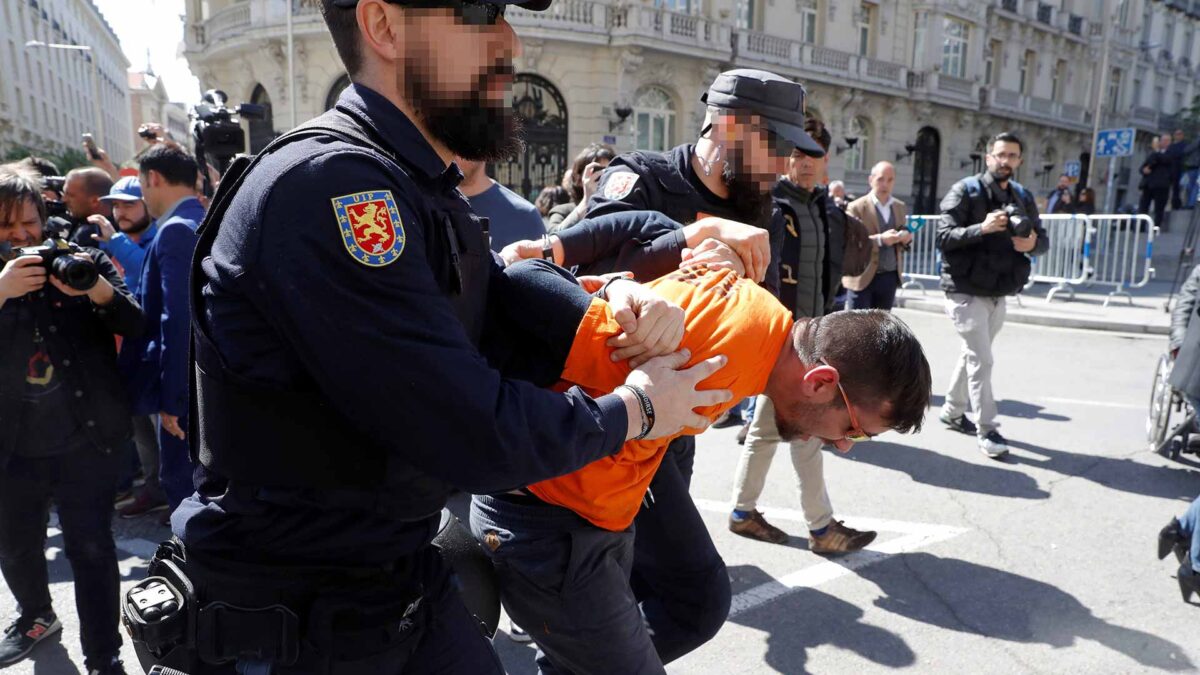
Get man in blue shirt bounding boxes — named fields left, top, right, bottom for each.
left=121, top=145, right=204, bottom=513
left=457, top=158, right=546, bottom=252
left=89, top=177, right=157, bottom=296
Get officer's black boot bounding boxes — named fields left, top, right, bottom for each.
left=1178, top=554, right=1200, bottom=603
left=1159, top=518, right=1188, bottom=562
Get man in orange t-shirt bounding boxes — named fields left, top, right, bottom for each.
left=471, top=265, right=931, bottom=675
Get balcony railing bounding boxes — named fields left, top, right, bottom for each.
left=507, top=0, right=608, bottom=34
left=732, top=31, right=908, bottom=89
left=607, top=4, right=731, bottom=56
left=937, top=74, right=973, bottom=95
left=203, top=3, right=251, bottom=46
left=1132, top=105, right=1160, bottom=128
left=981, top=88, right=1091, bottom=130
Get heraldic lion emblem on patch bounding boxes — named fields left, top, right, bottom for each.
left=331, top=190, right=406, bottom=267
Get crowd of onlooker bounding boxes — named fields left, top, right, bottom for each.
left=1137, top=128, right=1200, bottom=228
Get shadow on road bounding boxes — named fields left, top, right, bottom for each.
left=27, top=632, right=81, bottom=675
left=858, top=552, right=1195, bottom=671
left=846, top=441, right=1051, bottom=499
left=727, top=564, right=916, bottom=675
left=928, top=395, right=1072, bottom=423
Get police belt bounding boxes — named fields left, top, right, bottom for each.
left=132, top=538, right=427, bottom=669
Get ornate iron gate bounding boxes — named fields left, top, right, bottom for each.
left=491, top=74, right=568, bottom=202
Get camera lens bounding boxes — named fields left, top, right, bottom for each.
left=52, top=255, right=99, bottom=291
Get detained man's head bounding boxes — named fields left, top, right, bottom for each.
left=320, top=0, right=523, bottom=162
left=112, top=200, right=152, bottom=236
left=763, top=310, right=932, bottom=452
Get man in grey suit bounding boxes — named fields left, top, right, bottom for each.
left=842, top=161, right=911, bottom=310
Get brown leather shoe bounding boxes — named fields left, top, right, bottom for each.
left=809, top=520, right=876, bottom=555
left=729, top=510, right=789, bottom=544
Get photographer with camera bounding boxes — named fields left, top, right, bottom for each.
left=0, top=166, right=143, bottom=674
left=936, top=132, right=1047, bottom=458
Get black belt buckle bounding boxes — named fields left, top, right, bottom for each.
left=195, top=602, right=300, bottom=667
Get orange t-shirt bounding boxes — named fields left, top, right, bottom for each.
left=527, top=267, right=794, bottom=531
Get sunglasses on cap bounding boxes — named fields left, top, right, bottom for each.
left=334, top=0, right=507, bottom=26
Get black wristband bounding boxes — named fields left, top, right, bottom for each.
left=619, top=384, right=655, bottom=440
left=597, top=276, right=631, bottom=301
left=541, top=234, right=554, bottom=261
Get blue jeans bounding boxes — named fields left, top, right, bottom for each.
left=1177, top=496, right=1200, bottom=573
left=471, top=494, right=663, bottom=675
left=0, top=446, right=123, bottom=667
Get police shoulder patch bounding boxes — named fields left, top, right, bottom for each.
left=602, top=171, right=640, bottom=200
left=331, top=190, right=406, bottom=267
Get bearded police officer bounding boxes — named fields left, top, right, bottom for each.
left=126, top=1, right=733, bottom=672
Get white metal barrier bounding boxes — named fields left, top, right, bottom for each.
left=1085, top=214, right=1157, bottom=306
left=898, top=213, right=1154, bottom=306
left=898, top=215, right=943, bottom=293
left=1026, top=214, right=1091, bottom=302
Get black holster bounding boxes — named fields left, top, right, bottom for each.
left=125, top=539, right=428, bottom=675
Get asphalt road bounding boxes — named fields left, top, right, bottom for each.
left=4, top=307, right=1198, bottom=674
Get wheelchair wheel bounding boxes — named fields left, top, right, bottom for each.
left=1148, top=354, right=1175, bottom=450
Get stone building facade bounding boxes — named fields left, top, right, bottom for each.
left=0, top=0, right=133, bottom=163
left=183, top=0, right=1200, bottom=211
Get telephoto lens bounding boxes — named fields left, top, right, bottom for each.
left=51, top=250, right=99, bottom=291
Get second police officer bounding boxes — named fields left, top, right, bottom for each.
left=130, top=0, right=735, bottom=672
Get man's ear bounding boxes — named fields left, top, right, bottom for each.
left=801, top=364, right=840, bottom=397
left=358, top=0, right=403, bottom=64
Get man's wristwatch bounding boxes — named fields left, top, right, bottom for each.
left=541, top=234, right=554, bottom=261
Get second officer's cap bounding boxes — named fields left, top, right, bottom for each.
left=701, top=69, right=825, bottom=158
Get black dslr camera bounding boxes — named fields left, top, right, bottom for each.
left=15, top=239, right=99, bottom=291
left=1002, top=203, right=1034, bottom=238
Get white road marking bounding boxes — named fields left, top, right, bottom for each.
left=692, top=498, right=969, bottom=618
left=1039, top=396, right=1143, bottom=410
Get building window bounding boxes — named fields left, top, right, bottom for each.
left=1108, top=67, right=1122, bottom=113
left=1132, top=75, right=1144, bottom=108
left=1186, top=27, right=1196, bottom=62
left=1154, top=84, right=1165, bottom=111
left=799, top=1, right=818, bottom=43
left=985, top=40, right=1000, bottom=86
left=844, top=117, right=870, bottom=173
left=941, top=17, right=968, bottom=79
left=913, top=12, right=927, bottom=68
left=855, top=3, right=872, bottom=57
left=1020, top=50, right=1035, bottom=95
left=1051, top=59, right=1066, bottom=102
left=1142, top=5, right=1153, bottom=46
left=634, top=87, right=676, bottom=153
left=1176, top=90, right=1185, bottom=113
left=735, top=0, right=754, bottom=29
left=653, top=0, right=693, bottom=13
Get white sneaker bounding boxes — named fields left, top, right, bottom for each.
left=507, top=618, right=532, bottom=644
left=978, top=431, right=1009, bottom=458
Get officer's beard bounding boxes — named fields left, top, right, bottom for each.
left=406, top=63, right=524, bottom=162
left=722, top=149, right=772, bottom=225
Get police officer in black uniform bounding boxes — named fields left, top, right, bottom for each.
left=125, top=1, right=734, bottom=672
left=496, top=69, right=824, bottom=668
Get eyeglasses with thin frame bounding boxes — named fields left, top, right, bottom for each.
left=818, top=358, right=870, bottom=442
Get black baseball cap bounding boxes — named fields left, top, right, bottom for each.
left=701, top=69, right=825, bottom=158
left=330, top=0, right=554, bottom=10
